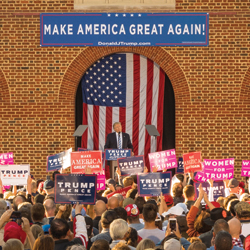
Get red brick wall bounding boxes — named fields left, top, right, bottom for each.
left=0, top=1, right=250, bottom=180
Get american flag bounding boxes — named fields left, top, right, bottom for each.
left=81, top=53, right=165, bottom=167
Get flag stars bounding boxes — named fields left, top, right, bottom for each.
left=115, top=96, right=118, bottom=98
left=102, top=73, right=105, bottom=76
left=90, top=85, right=93, bottom=87
left=90, top=93, right=93, bottom=96
left=119, top=91, right=122, bottom=94
left=86, top=80, right=89, bottom=83
left=119, top=100, right=122, bottom=103
left=123, top=14, right=126, bottom=17
left=118, top=74, right=121, bottom=77
left=110, top=65, right=113, bottom=68
left=90, top=68, right=93, bottom=71
left=97, top=69, right=100, bottom=72
left=107, top=95, right=110, bottom=98
left=94, top=90, right=97, bottom=93
left=111, top=83, right=113, bottom=85
left=87, top=97, right=90, bottom=100
left=90, top=76, right=93, bottom=79
left=106, top=78, right=109, bottom=81
left=94, top=98, right=97, bottom=101
left=98, top=86, right=101, bottom=89
left=102, top=90, right=105, bottom=93
left=110, top=57, right=113, bottom=60
left=102, top=65, right=105, bottom=68
left=118, top=66, right=121, bottom=69
left=130, top=14, right=134, bottom=17
left=102, top=82, right=105, bottom=85
left=118, top=57, right=121, bottom=60
left=103, top=99, right=105, bottom=102
left=98, top=77, right=101, bottom=80
left=93, top=72, right=97, bottom=75
left=86, top=88, right=89, bottom=91
left=111, top=91, right=114, bottom=94
left=106, top=69, right=109, bottom=72
left=111, top=100, right=114, bottom=102
left=106, top=61, right=109, bottom=64
left=114, top=61, right=117, bottom=64
left=106, top=86, right=109, bottom=89
left=114, top=87, right=117, bottom=90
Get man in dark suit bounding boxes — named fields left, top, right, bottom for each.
left=104, top=122, right=133, bottom=179
left=104, top=122, right=133, bottom=151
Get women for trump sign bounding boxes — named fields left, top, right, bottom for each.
left=241, top=160, right=250, bottom=177
left=203, top=158, right=234, bottom=180
left=148, top=149, right=177, bottom=172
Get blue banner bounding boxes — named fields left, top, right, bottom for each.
left=47, top=148, right=72, bottom=172
left=118, top=155, right=144, bottom=176
left=177, top=157, right=184, bottom=173
left=105, top=149, right=131, bottom=161
left=55, top=174, right=96, bottom=204
left=40, top=13, right=209, bottom=47
left=194, top=181, right=225, bottom=201
left=137, top=172, right=172, bottom=196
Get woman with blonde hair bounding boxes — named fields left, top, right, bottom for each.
left=3, top=239, right=24, bottom=250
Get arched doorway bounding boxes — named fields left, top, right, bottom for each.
left=75, top=52, right=175, bottom=168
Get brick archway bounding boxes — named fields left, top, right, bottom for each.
left=59, top=47, right=190, bottom=103
left=240, top=67, right=250, bottom=101
left=0, top=68, right=10, bottom=103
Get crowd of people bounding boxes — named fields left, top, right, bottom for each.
left=0, top=169, right=250, bottom=250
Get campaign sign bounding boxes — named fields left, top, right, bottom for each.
left=148, top=149, right=177, bottom=172
left=78, top=148, right=105, bottom=169
left=105, top=149, right=131, bottom=161
left=47, top=148, right=72, bottom=172
left=137, top=172, right=172, bottom=196
left=0, top=164, right=30, bottom=185
left=55, top=174, right=96, bottom=204
left=176, top=157, right=184, bottom=173
left=0, top=152, right=14, bottom=165
left=183, top=152, right=202, bottom=173
left=71, top=151, right=102, bottom=174
left=96, top=170, right=106, bottom=190
left=40, top=13, right=209, bottom=47
left=106, top=186, right=132, bottom=199
left=194, top=181, right=225, bottom=201
left=118, top=155, right=144, bottom=176
left=203, top=158, right=234, bottom=180
left=194, top=171, right=207, bottom=182
left=241, top=161, right=250, bottom=177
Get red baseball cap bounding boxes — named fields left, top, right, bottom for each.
left=4, top=221, right=26, bottom=244
left=205, top=201, right=221, bottom=210
left=125, top=204, right=139, bottom=217
left=164, top=195, right=174, bottom=206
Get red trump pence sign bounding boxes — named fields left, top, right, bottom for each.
left=71, top=151, right=102, bottom=174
